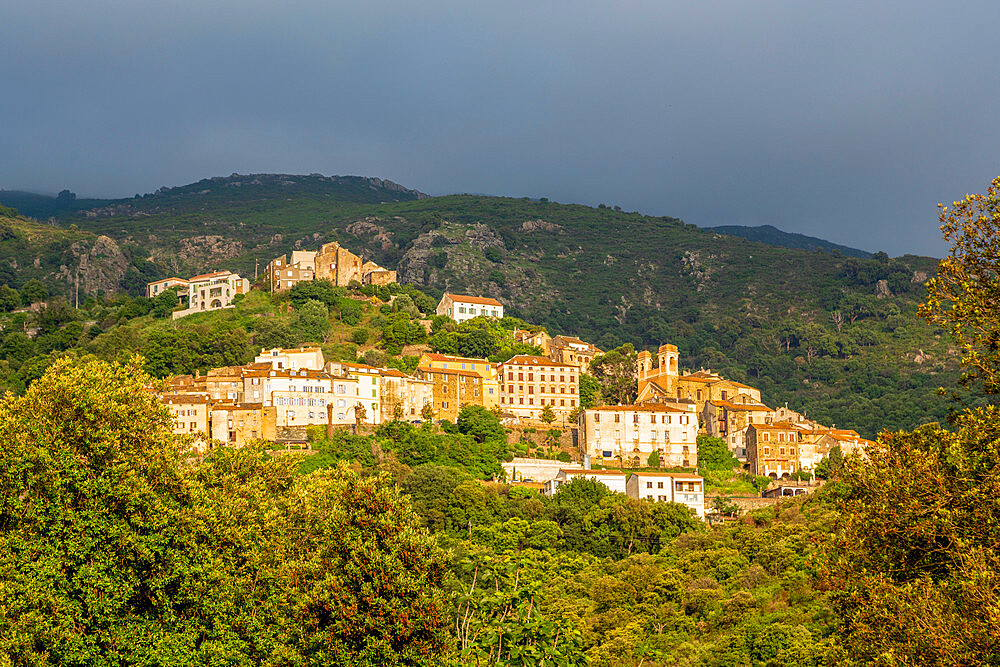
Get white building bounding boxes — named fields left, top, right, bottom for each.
left=171, top=271, right=250, bottom=320
left=254, top=346, right=325, bottom=371
left=626, top=471, right=705, bottom=518
left=578, top=404, right=699, bottom=469
left=146, top=276, right=190, bottom=299
left=240, top=367, right=335, bottom=427
left=326, top=361, right=382, bottom=426
left=436, top=293, right=504, bottom=323
left=543, top=468, right=627, bottom=497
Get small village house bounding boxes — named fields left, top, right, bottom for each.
left=436, top=293, right=504, bottom=323
left=626, top=471, right=706, bottom=518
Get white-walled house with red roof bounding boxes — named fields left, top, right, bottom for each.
left=436, top=293, right=504, bottom=323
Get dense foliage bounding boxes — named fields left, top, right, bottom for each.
left=0, top=358, right=451, bottom=665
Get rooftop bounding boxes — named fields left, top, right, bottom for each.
left=444, top=293, right=504, bottom=307
left=188, top=270, right=235, bottom=282
left=502, top=355, right=576, bottom=368
left=590, top=403, right=689, bottom=413
left=560, top=468, right=627, bottom=476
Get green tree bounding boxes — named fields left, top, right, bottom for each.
left=697, top=434, right=739, bottom=471
left=0, top=284, right=20, bottom=311
left=20, top=279, right=48, bottom=304
left=590, top=344, right=638, bottom=405
left=921, top=175, right=1000, bottom=393
left=578, top=373, right=601, bottom=408
left=294, top=298, right=332, bottom=343
left=457, top=404, right=506, bottom=443
left=0, top=357, right=453, bottom=664
left=647, top=448, right=660, bottom=468
left=539, top=403, right=555, bottom=425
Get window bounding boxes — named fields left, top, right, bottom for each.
left=764, top=447, right=770, bottom=455
left=594, top=413, right=600, bottom=422
left=614, top=413, right=620, bottom=423
left=646, top=481, right=653, bottom=488
left=651, top=430, right=657, bottom=440
left=633, top=414, right=639, bottom=423
left=780, top=448, right=786, bottom=455
left=657, top=481, right=664, bottom=489
left=651, top=415, right=656, bottom=423
left=602, top=450, right=612, bottom=458
left=790, top=447, right=796, bottom=455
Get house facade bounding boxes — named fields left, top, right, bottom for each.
left=547, top=335, right=603, bottom=373
left=412, top=365, right=486, bottom=422
left=626, top=471, right=706, bottom=518
left=703, top=398, right=775, bottom=459
left=498, top=355, right=579, bottom=422
left=746, top=422, right=803, bottom=478
left=146, top=277, right=189, bottom=299
left=578, top=404, right=698, bottom=469
left=417, top=353, right=499, bottom=409
left=436, top=293, right=504, bottom=323
left=171, top=271, right=250, bottom=320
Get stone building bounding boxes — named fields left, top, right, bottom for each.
left=209, top=401, right=275, bottom=446
left=436, top=293, right=504, bottom=323
left=163, top=394, right=210, bottom=439
left=578, top=404, right=698, bottom=469
left=498, top=355, right=579, bottom=422
left=626, top=471, right=705, bottom=518
left=417, top=353, right=499, bottom=409
left=512, top=328, right=551, bottom=350
left=547, top=335, right=603, bottom=373
left=636, top=343, right=761, bottom=418
left=267, top=242, right=395, bottom=292
left=267, top=250, right=317, bottom=292
left=746, top=422, right=803, bottom=478
left=413, top=365, right=487, bottom=422
left=703, top=398, right=775, bottom=459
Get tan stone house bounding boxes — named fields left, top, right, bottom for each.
left=417, top=353, right=499, bottom=408
left=412, top=365, right=485, bottom=422
left=703, top=398, right=775, bottom=460
left=547, top=335, right=603, bottom=373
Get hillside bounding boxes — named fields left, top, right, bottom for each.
left=0, top=173, right=960, bottom=437
left=705, top=223, right=873, bottom=258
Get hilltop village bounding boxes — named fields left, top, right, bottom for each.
left=153, top=243, right=874, bottom=519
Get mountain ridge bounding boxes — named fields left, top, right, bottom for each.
left=705, top=223, right=873, bottom=258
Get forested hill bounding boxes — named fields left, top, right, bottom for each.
left=0, top=174, right=957, bottom=436
left=706, top=224, right=872, bottom=258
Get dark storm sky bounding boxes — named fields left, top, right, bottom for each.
left=3, top=1, right=999, bottom=256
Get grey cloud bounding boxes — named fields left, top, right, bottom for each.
left=3, top=0, right=1000, bottom=255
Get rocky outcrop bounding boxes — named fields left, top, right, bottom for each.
left=520, top=219, right=563, bottom=233
left=347, top=218, right=396, bottom=250
left=57, top=235, right=130, bottom=295
left=396, top=231, right=441, bottom=284
left=465, top=223, right=504, bottom=249
left=177, top=235, right=243, bottom=263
